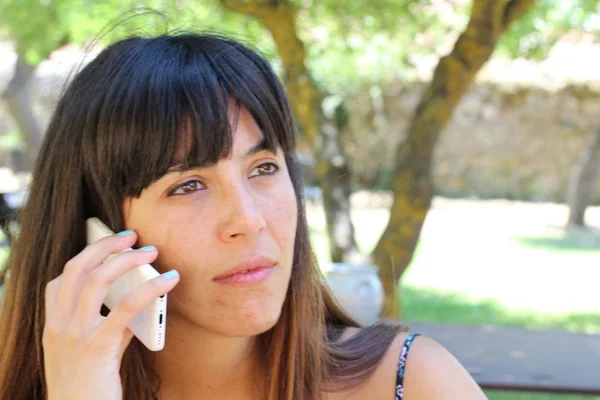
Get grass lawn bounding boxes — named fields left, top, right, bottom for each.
left=308, top=198, right=600, bottom=400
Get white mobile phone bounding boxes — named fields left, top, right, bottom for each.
left=86, top=217, right=167, bottom=351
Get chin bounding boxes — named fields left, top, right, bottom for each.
left=233, top=307, right=283, bottom=337
left=212, top=301, right=285, bottom=337
left=228, top=319, right=279, bottom=337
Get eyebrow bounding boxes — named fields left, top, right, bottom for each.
left=245, top=138, right=270, bottom=157
left=167, top=138, right=272, bottom=173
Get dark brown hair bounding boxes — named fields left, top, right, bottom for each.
left=0, top=33, right=404, bottom=400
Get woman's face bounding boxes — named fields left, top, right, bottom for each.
left=122, top=107, right=298, bottom=336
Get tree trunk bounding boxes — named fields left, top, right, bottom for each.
left=2, top=54, right=43, bottom=170
left=221, top=0, right=363, bottom=264
left=316, top=121, right=365, bottom=264
left=373, top=0, right=536, bottom=318
left=567, top=127, right=600, bottom=227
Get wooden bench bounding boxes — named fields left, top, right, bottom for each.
left=404, top=322, right=600, bottom=395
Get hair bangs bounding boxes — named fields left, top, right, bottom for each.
left=81, top=34, right=295, bottom=201
left=169, top=34, right=296, bottom=175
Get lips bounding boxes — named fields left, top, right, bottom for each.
left=213, top=255, right=277, bottom=281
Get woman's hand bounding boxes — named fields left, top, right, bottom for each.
left=42, top=230, right=179, bottom=400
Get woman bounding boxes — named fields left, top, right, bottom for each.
left=0, top=33, right=486, bottom=399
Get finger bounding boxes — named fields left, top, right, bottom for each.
left=71, top=247, right=159, bottom=326
left=98, top=270, right=179, bottom=339
left=43, top=278, right=63, bottom=344
left=120, top=328, right=135, bottom=357
left=54, top=231, right=138, bottom=323
left=44, top=277, right=60, bottom=321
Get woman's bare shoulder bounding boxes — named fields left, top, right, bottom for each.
left=333, top=328, right=487, bottom=399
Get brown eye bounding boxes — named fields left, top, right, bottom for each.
left=250, top=162, right=279, bottom=178
left=169, top=180, right=205, bottom=195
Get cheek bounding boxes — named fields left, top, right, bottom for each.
left=267, top=191, right=298, bottom=256
left=160, top=213, right=212, bottom=269
left=132, top=206, right=212, bottom=273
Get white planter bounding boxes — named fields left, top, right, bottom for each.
left=325, top=263, right=384, bottom=326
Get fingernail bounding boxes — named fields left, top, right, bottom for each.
left=139, top=245, right=156, bottom=252
left=117, top=230, right=134, bottom=236
left=163, top=270, right=179, bottom=280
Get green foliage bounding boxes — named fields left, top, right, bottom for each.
left=294, top=0, right=470, bottom=93
left=0, top=0, right=68, bottom=64
left=1, top=0, right=599, bottom=95
left=0, top=0, right=277, bottom=66
left=0, top=129, right=22, bottom=150
left=177, top=1, right=280, bottom=65
left=295, top=0, right=600, bottom=92
left=0, top=0, right=171, bottom=64
left=498, top=0, right=600, bottom=59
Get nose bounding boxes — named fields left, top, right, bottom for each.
left=218, top=182, right=267, bottom=242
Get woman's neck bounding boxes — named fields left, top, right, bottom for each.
left=152, top=313, right=265, bottom=399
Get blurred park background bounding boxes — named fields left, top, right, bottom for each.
left=1, top=0, right=600, bottom=399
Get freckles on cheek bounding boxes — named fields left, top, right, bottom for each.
left=210, top=291, right=244, bottom=316
left=206, top=293, right=243, bottom=323
left=271, top=191, right=297, bottom=218
left=156, top=218, right=209, bottom=273
left=163, top=212, right=206, bottom=247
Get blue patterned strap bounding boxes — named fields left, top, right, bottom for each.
left=395, top=332, right=421, bottom=400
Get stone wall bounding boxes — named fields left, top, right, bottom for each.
left=341, top=82, right=600, bottom=203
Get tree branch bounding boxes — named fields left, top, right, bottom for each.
left=221, top=0, right=263, bottom=17
left=221, top=0, right=289, bottom=19
left=502, top=0, right=537, bottom=31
